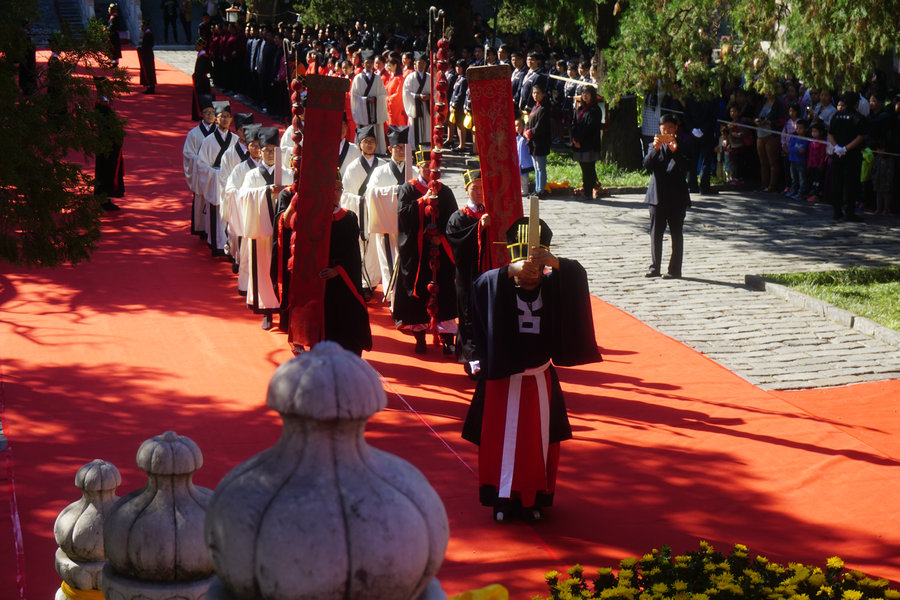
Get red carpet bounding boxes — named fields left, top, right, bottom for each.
left=2, top=51, right=900, bottom=599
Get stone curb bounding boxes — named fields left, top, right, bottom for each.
left=745, top=275, right=900, bottom=348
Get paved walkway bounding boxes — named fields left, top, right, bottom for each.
left=157, top=50, right=900, bottom=390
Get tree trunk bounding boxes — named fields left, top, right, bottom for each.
left=594, top=0, right=641, bottom=170
left=601, top=97, right=642, bottom=170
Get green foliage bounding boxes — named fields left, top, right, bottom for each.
left=497, top=0, right=899, bottom=101
left=762, top=266, right=900, bottom=331
left=0, top=0, right=129, bottom=267
left=290, top=0, right=434, bottom=31
left=535, top=542, right=900, bottom=600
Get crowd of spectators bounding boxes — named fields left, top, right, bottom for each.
left=188, top=5, right=899, bottom=215
left=643, top=75, right=900, bottom=217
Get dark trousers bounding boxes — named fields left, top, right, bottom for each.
left=830, top=152, right=862, bottom=218
left=649, top=203, right=685, bottom=276
left=687, top=137, right=716, bottom=192
left=163, top=15, right=179, bottom=43
left=579, top=161, right=597, bottom=195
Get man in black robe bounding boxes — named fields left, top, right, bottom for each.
left=462, top=217, right=601, bottom=521
left=446, top=161, right=491, bottom=376
left=137, top=18, right=157, bottom=94
left=281, top=173, right=372, bottom=355
left=192, top=39, right=213, bottom=121
left=392, top=148, right=458, bottom=355
left=93, top=77, right=125, bottom=211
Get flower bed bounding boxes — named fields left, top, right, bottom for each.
left=536, top=542, right=898, bottom=600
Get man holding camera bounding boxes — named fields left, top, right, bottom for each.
left=644, top=113, right=691, bottom=279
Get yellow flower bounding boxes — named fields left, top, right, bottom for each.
left=675, top=555, right=690, bottom=566
left=651, top=583, right=668, bottom=594
left=841, top=590, right=863, bottom=600
left=826, top=557, right=844, bottom=570
left=757, top=556, right=770, bottom=566
left=789, top=595, right=811, bottom=600
left=620, top=558, right=638, bottom=569
left=673, top=580, right=689, bottom=592
left=807, top=573, right=825, bottom=588
left=598, top=568, right=614, bottom=577
left=694, top=594, right=710, bottom=600
left=884, top=590, right=900, bottom=600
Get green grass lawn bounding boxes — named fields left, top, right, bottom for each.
left=545, top=150, right=650, bottom=188
left=763, top=266, right=900, bottom=331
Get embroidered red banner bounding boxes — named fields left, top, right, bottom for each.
left=289, top=75, right=350, bottom=347
left=466, top=65, right=524, bottom=268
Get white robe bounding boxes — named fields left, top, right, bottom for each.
left=183, top=123, right=213, bottom=235
left=280, top=125, right=300, bottom=172
left=350, top=71, right=389, bottom=154
left=196, top=128, right=237, bottom=250
left=338, top=139, right=362, bottom=178
left=364, top=158, right=410, bottom=302
left=238, top=164, right=292, bottom=313
left=219, top=141, right=251, bottom=259
left=402, top=70, right=432, bottom=149
left=341, top=154, right=385, bottom=291
left=224, top=157, right=258, bottom=294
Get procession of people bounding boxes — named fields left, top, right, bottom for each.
left=176, top=11, right=605, bottom=522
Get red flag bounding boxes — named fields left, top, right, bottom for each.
left=466, top=64, right=524, bottom=268
left=289, top=75, right=350, bottom=347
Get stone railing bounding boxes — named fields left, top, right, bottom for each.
left=54, top=342, right=451, bottom=600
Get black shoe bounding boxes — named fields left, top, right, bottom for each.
left=231, top=262, right=239, bottom=274
left=414, top=332, right=427, bottom=354
left=700, top=188, right=717, bottom=195
left=261, top=315, right=273, bottom=330
left=142, top=87, right=155, bottom=94
left=645, top=268, right=661, bottom=278
left=440, top=334, right=455, bottom=355
left=212, top=248, right=227, bottom=258
left=844, top=214, right=863, bottom=223
left=102, top=201, right=120, bottom=211
left=663, top=272, right=681, bottom=279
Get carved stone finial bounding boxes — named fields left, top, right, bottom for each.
left=205, top=341, right=450, bottom=599
left=102, top=431, right=214, bottom=600
left=54, top=459, right=121, bottom=599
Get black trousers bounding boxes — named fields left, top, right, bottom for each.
left=829, top=152, right=862, bottom=218
left=579, top=161, right=597, bottom=195
left=649, top=203, right=685, bottom=276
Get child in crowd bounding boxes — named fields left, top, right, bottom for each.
left=786, top=118, right=809, bottom=199
left=724, top=103, right=753, bottom=184
left=516, top=117, right=534, bottom=195
left=870, top=142, right=894, bottom=215
left=781, top=103, right=801, bottom=194
left=805, top=121, right=827, bottom=202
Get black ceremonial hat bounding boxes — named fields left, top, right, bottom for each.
left=463, top=159, right=481, bottom=189
left=414, top=145, right=431, bottom=165
left=198, top=94, right=216, bottom=111
left=355, top=124, right=376, bottom=143
left=243, top=123, right=262, bottom=143
left=387, top=125, right=409, bottom=146
left=212, top=100, right=232, bottom=115
left=233, top=113, right=254, bottom=129
left=505, top=216, right=552, bottom=263
left=257, top=126, right=280, bottom=147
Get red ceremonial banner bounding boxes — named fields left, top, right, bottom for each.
left=289, top=75, right=350, bottom=346
left=466, top=64, right=524, bottom=268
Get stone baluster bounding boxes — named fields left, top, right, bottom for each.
left=204, top=341, right=450, bottom=600
left=54, top=459, right=121, bottom=600
left=102, top=431, right=214, bottom=600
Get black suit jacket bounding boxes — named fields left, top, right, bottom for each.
left=643, top=144, right=691, bottom=209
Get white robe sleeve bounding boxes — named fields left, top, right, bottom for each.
left=365, top=165, right=400, bottom=235
left=183, top=128, right=203, bottom=192
left=239, top=170, right=273, bottom=238
left=225, top=162, right=249, bottom=236
left=196, top=135, right=222, bottom=205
